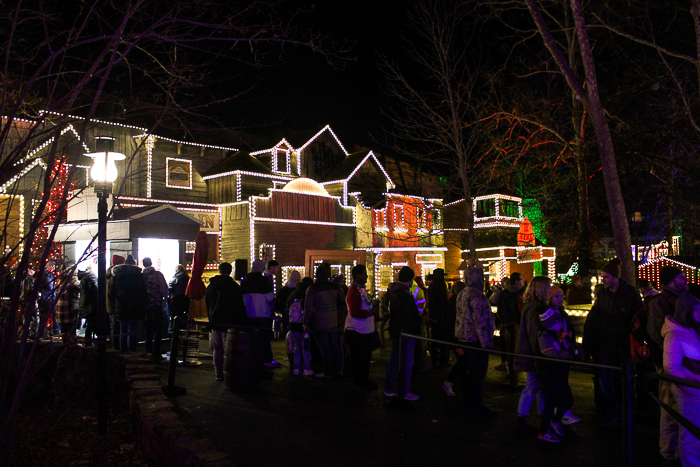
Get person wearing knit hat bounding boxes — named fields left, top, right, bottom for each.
left=111, top=255, right=125, bottom=266
left=536, top=302, right=581, bottom=443
left=647, top=265, right=688, bottom=462
left=384, top=265, right=421, bottom=401
left=583, top=257, right=643, bottom=427
left=600, top=257, right=621, bottom=279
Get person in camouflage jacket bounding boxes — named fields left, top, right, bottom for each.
left=454, top=266, right=496, bottom=419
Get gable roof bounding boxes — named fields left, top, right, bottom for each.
left=320, top=150, right=394, bottom=187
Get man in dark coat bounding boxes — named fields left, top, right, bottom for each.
left=206, top=262, right=247, bottom=381
left=77, top=269, right=98, bottom=346
left=168, top=264, right=190, bottom=332
left=583, top=257, right=643, bottom=426
left=428, top=268, right=449, bottom=368
left=498, top=272, right=525, bottom=387
left=108, top=258, right=147, bottom=353
left=384, top=266, right=422, bottom=401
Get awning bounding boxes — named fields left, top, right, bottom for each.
left=53, top=204, right=203, bottom=242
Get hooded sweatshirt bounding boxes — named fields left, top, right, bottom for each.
left=662, top=294, right=700, bottom=401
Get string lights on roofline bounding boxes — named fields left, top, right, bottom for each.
left=202, top=170, right=294, bottom=182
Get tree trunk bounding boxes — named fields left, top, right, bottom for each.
left=570, top=0, right=635, bottom=284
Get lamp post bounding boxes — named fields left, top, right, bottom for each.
left=632, top=212, right=643, bottom=287
left=84, top=150, right=125, bottom=435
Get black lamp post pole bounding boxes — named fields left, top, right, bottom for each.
left=96, top=183, right=110, bottom=435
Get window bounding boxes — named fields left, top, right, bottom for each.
left=476, top=198, right=496, bottom=218
left=273, top=149, right=289, bottom=173
left=393, top=204, right=405, bottom=231
left=500, top=199, right=520, bottom=218
left=166, top=157, right=193, bottom=189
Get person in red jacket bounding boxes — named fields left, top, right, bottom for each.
left=344, top=264, right=377, bottom=391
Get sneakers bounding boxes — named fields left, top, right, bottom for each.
left=494, top=362, right=508, bottom=371
left=215, top=372, right=223, bottom=381
left=442, top=381, right=455, bottom=396
left=302, top=369, right=315, bottom=376
left=384, top=390, right=397, bottom=397
left=264, top=360, right=282, bottom=368
left=550, top=421, right=565, bottom=437
left=314, top=372, right=326, bottom=378
left=403, top=392, right=420, bottom=401
left=561, top=410, right=581, bottom=425
left=293, top=369, right=301, bottom=375
left=537, top=429, right=562, bottom=443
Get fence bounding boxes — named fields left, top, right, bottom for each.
left=397, top=332, right=700, bottom=467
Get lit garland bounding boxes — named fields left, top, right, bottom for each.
left=202, top=170, right=294, bottom=182
left=41, top=110, right=148, bottom=131
left=165, top=157, right=193, bottom=190
left=0, top=158, right=47, bottom=193
left=146, top=135, right=154, bottom=198
left=117, top=196, right=218, bottom=208
left=296, top=125, right=349, bottom=156
left=282, top=266, right=305, bottom=283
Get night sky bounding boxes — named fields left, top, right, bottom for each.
left=232, top=1, right=412, bottom=153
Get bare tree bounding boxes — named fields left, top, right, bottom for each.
left=523, top=0, right=635, bottom=284
left=0, top=0, right=346, bottom=460
left=380, top=0, right=499, bottom=265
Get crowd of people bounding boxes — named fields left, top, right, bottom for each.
left=206, top=257, right=699, bottom=464
left=6, top=253, right=700, bottom=463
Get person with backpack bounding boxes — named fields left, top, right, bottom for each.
left=647, top=266, right=688, bottom=464
left=142, top=257, right=169, bottom=361
left=288, top=277, right=314, bottom=376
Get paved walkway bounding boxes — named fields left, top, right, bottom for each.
left=154, top=336, right=662, bottom=467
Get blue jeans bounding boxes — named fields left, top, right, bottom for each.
left=290, top=331, right=312, bottom=371
left=518, top=371, right=545, bottom=417
left=313, top=331, right=343, bottom=377
left=120, top=319, right=139, bottom=353
left=385, top=337, right=415, bottom=395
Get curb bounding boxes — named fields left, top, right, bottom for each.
left=123, top=354, right=234, bottom=467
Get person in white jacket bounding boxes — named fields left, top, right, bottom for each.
left=662, top=293, right=700, bottom=467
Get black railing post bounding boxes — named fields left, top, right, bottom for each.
left=622, top=362, right=635, bottom=467
left=398, top=334, right=406, bottom=400
left=162, top=317, right=186, bottom=397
